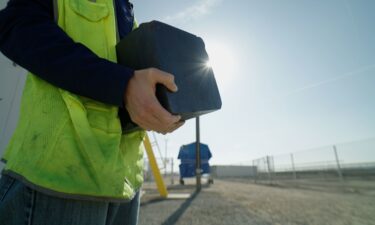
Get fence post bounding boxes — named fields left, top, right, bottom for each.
left=252, top=159, right=257, bottom=183
left=333, top=145, right=343, bottom=180
left=266, top=156, right=272, bottom=184
left=290, top=153, right=297, bottom=180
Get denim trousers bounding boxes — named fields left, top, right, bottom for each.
left=0, top=174, right=140, bottom=225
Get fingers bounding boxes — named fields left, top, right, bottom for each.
left=125, top=67, right=185, bottom=134
left=152, top=69, right=178, bottom=92
left=158, top=121, right=185, bottom=135
left=169, top=120, right=185, bottom=132
left=130, top=96, right=181, bottom=133
left=151, top=100, right=181, bottom=124
left=146, top=99, right=181, bottom=132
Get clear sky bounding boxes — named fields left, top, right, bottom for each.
left=133, top=0, right=375, bottom=165
left=1, top=0, right=375, bottom=167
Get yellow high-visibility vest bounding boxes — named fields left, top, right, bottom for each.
left=2, top=0, right=145, bottom=201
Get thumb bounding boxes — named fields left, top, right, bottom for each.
left=155, top=71, right=178, bottom=92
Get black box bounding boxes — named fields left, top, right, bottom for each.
left=116, top=21, right=222, bottom=131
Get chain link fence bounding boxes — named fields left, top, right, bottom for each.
left=252, top=137, right=375, bottom=183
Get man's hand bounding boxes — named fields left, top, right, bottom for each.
left=124, top=68, right=184, bottom=134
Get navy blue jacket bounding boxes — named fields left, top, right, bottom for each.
left=0, top=0, right=135, bottom=108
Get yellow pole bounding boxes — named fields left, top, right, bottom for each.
left=143, top=134, right=168, bottom=198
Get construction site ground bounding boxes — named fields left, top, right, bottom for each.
left=139, top=178, right=375, bottom=225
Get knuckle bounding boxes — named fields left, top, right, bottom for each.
left=145, top=104, right=155, bottom=115
left=164, top=73, right=173, bottom=82
left=157, top=115, right=169, bottom=124
left=141, top=100, right=153, bottom=111
left=138, top=111, right=147, bottom=120
left=144, top=68, right=154, bottom=80
left=165, top=117, right=174, bottom=124
left=149, top=67, right=158, bottom=75
left=149, top=102, right=160, bottom=114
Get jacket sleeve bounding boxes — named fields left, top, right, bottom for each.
left=0, top=0, right=133, bottom=106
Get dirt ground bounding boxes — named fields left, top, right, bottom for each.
left=139, top=178, right=375, bottom=225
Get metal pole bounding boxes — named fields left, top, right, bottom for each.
left=171, top=158, right=174, bottom=185
left=333, top=145, right=343, bottom=180
left=291, top=153, right=297, bottom=180
left=196, top=117, right=201, bottom=190
left=164, top=138, right=168, bottom=177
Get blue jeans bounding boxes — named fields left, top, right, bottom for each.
left=0, top=174, right=140, bottom=225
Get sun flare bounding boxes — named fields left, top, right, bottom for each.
left=205, top=41, right=237, bottom=85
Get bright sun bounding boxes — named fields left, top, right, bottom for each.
left=205, top=41, right=237, bottom=85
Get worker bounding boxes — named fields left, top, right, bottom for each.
left=0, top=0, right=184, bottom=224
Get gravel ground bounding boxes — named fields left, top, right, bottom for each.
left=139, top=178, right=375, bottom=225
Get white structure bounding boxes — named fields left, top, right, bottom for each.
left=0, top=0, right=27, bottom=172
left=0, top=55, right=26, bottom=172
left=0, top=51, right=26, bottom=171
left=210, top=165, right=257, bottom=178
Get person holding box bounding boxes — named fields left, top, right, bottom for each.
left=0, top=0, right=184, bottom=224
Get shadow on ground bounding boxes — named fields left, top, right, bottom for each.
left=160, top=191, right=200, bottom=225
